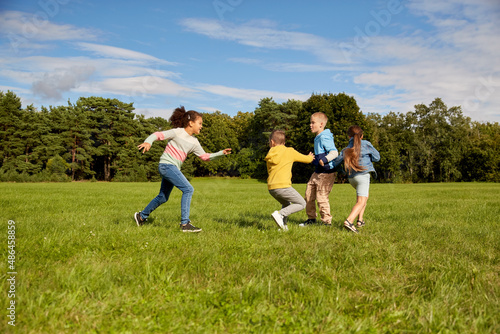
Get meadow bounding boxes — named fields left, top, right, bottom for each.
left=0, top=179, right=499, bottom=333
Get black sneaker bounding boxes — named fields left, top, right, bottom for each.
left=134, top=212, right=147, bottom=226
left=356, top=220, right=365, bottom=227
left=181, top=222, right=202, bottom=233
left=344, top=220, right=359, bottom=233
left=299, top=219, right=316, bottom=227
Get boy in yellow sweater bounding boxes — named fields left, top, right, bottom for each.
left=265, top=130, right=314, bottom=230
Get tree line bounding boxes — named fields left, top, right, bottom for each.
left=0, top=90, right=498, bottom=183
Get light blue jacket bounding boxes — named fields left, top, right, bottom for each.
left=312, top=129, right=337, bottom=173
left=332, top=138, right=380, bottom=177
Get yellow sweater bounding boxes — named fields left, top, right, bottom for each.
left=265, top=145, right=313, bottom=190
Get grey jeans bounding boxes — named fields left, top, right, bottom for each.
left=268, top=187, right=307, bottom=217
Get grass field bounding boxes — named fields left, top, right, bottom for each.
left=1, top=179, right=499, bottom=333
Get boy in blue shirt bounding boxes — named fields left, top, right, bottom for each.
left=301, top=112, right=338, bottom=226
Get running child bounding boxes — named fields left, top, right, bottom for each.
left=265, top=130, right=314, bottom=230
left=302, top=112, right=338, bottom=226
left=331, top=125, right=380, bottom=233
left=134, top=106, right=232, bottom=232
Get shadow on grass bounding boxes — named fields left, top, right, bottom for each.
left=215, top=212, right=272, bottom=230
left=215, top=211, right=347, bottom=232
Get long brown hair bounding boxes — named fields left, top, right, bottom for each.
left=169, top=106, right=201, bottom=128
left=344, top=125, right=366, bottom=173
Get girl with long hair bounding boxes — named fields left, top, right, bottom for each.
left=134, top=106, right=232, bottom=232
left=332, top=125, right=380, bottom=233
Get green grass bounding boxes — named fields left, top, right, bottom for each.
left=1, top=179, right=499, bottom=333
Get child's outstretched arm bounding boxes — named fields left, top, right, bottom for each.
left=193, top=144, right=232, bottom=161
left=292, top=150, right=314, bottom=164
left=138, top=129, right=176, bottom=154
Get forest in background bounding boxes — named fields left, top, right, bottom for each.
left=0, top=90, right=498, bottom=183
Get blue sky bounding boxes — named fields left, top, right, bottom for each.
left=1, top=0, right=499, bottom=122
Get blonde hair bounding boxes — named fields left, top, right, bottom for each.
left=311, top=112, right=328, bottom=124
left=344, top=125, right=366, bottom=173
left=270, top=129, right=285, bottom=145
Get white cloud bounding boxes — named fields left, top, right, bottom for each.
left=78, top=76, right=195, bottom=97
left=134, top=108, right=174, bottom=119
left=349, top=0, right=500, bottom=121
left=0, top=11, right=98, bottom=53
left=0, top=85, right=31, bottom=95
left=196, top=106, right=220, bottom=113
left=4, top=55, right=178, bottom=79
left=31, top=65, right=95, bottom=99
left=0, top=42, right=183, bottom=101
left=197, top=84, right=309, bottom=102
left=180, top=18, right=350, bottom=64
left=76, top=42, right=176, bottom=65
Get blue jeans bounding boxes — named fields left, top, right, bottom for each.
left=141, top=164, right=194, bottom=224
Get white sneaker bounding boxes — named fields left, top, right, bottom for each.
left=271, top=211, right=286, bottom=230
left=283, top=216, right=288, bottom=230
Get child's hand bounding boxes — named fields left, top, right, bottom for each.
left=308, top=152, right=314, bottom=158
left=319, top=159, right=324, bottom=166
left=223, top=148, right=232, bottom=155
left=137, top=142, right=151, bottom=154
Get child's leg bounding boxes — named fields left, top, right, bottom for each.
left=159, top=164, right=194, bottom=224
left=316, top=173, right=335, bottom=224
left=358, top=195, right=368, bottom=222
left=141, top=175, right=174, bottom=220
left=347, top=174, right=370, bottom=223
left=269, top=187, right=306, bottom=217
left=346, top=195, right=368, bottom=223
left=305, top=173, right=318, bottom=219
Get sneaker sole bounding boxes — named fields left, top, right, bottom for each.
left=182, top=229, right=202, bottom=233
left=134, top=213, right=143, bottom=227
left=344, top=224, right=358, bottom=233
left=271, top=212, right=285, bottom=230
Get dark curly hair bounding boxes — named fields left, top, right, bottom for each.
left=169, top=106, right=202, bottom=128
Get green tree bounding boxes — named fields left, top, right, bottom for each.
left=412, top=98, right=470, bottom=182
left=367, top=113, right=401, bottom=182
left=77, top=97, right=136, bottom=181
left=0, top=91, right=25, bottom=173
left=461, top=122, right=500, bottom=182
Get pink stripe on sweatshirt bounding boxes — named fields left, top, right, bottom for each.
left=199, top=153, right=211, bottom=161
left=154, top=132, right=165, bottom=140
left=165, top=144, right=187, bottom=162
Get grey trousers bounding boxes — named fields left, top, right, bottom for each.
left=268, top=187, right=307, bottom=217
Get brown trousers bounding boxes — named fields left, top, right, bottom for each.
left=305, top=172, right=336, bottom=224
